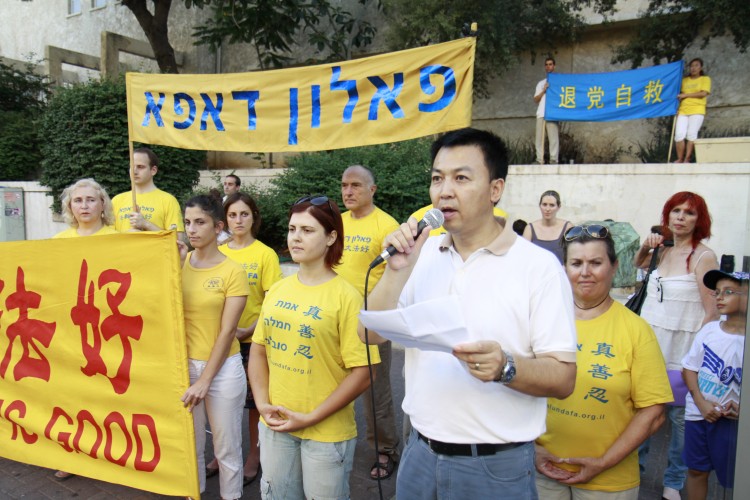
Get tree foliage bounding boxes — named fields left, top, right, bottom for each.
left=39, top=78, right=205, bottom=212
left=0, top=59, right=49, bottom=180
left=382, top=0, right=617, bottom=97
left=0, top=59, right=49, bottom=113
left=192, top=0, right=378, bottom=69
left=250, top=138, right=433, bottom=252
left=119, top=0, right=377, bottom=73
left=612, top=0, right=750, bottom=67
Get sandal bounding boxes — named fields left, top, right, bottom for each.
left=53, top=470, right=75, bottom=481
left=369, top=454, right=397, bottom=480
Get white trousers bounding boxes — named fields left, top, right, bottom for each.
left=190, top=354, right=247, bottom=499
left=675, top=114, right=705, bottom=141
left=536, top=117, right=559, bottom=164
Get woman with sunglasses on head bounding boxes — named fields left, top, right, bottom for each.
left=177, top=194, right=249, bottom=500
left=203, top=192, right=283, bottom=485
left=523, top=190, right=571, bottom=264
left=633, top=191, right=719, bottom=500
left=249, top=195, right=380, bottom=499
left=536, top=224, right=673, bottom=499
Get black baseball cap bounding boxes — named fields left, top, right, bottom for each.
left=703, top=270, right=750, bottom=290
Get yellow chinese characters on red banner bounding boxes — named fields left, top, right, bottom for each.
left=0, top=232, right=198, bottom=498
left=126, top=37, right=475, bottom=152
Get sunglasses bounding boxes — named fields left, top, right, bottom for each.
left=564, top=224, right=609, bottom=242
left=293, top=194, right=334, bottom=212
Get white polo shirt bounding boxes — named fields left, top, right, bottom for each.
left=399, top=219, right=577, bottom=444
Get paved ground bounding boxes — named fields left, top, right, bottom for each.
left=0, top=345, right=728, bottom=499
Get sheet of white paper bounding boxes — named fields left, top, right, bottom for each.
left=359, top=296, right=471, bottom=353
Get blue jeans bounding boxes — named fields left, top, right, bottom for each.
left=258, top=423, right=356, bottom=500
left=639, top=405, right=687, bottom=490
left=396, top=429, right=538, bottom=499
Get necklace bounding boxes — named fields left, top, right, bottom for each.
left=575, top=295, right=610, bottom=311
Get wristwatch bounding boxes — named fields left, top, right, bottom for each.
left=495, top=350, right=516, bottom=385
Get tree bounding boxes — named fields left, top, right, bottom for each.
left=119, top=0, right=377, bottom=74
left=192, top=0, right=378, bottom=69
left=121, top=0, right=181, bottom=73
left=382, top=0, right=617, bottom=97
left=612, top=0, right=750, bottom=67
left=0, top=59, right=50, bottom=180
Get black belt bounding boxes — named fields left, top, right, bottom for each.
left=417, top=432, right=526, bottom=457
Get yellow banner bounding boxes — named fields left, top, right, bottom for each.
left=126, top=38, right=475, bottom=152
left=0, top=232, right=198, bottom=498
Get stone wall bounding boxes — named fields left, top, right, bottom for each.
left=503, top=162, right=750, bottom=265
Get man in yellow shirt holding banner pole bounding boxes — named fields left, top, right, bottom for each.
left=111, top=146, right=184, bottom=239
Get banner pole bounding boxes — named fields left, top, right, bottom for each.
left=667, top=115, right=677, bottom=163
left=129, top=141, right=137, bottom=211
left=125, top=74, right=138, bottom=214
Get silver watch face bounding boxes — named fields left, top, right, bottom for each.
left=501, top=352, right=516, bottom=384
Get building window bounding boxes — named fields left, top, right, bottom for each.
left=91, top=0, right=106, bottom=9
left=68, top=0, right=81, bottom=15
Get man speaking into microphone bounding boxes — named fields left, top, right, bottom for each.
left=362, top=128, right=578, bottom=499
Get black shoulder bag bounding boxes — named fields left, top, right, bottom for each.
left=625, top=246, right=661, bottom=315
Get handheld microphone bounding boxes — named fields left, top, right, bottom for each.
left=368, top=208, right=444, bottom=269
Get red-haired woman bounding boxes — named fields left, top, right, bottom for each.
left=248, top=195, right=379, bottom=499
left=633, top=191, right=719, bottom=500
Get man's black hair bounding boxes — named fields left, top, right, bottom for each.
left=226, top=174, right=241, bottom=187
left=430, top=128, right=509, bottom=180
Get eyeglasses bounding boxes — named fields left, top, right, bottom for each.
left=710, top=289, right=747, bottom=299
left=293, top=194, right=334, bottom=212
left=564, top=224, right=609, bottom=242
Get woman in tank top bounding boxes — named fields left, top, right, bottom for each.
left=633, top=191, right=719, bottom=500
left=523, top=190, right=571, bottom=264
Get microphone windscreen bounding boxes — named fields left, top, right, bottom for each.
left=423, top=208, right=444, bottom=230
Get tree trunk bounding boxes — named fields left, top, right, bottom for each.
left=121, top=0, right=179, bottom=74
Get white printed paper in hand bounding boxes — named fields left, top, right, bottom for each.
left=358, top=296, right=471, bottom=353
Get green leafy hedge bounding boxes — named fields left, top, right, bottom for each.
left=0, top=59, right=49, bottom=180
left=39, top=78, right=205, bottom=212
left=251, top=138, right=433, bottom=252
left=0, top=111, right=43, bottom=180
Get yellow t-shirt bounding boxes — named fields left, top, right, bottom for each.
left=181, top=253, right=249, bottom=361
left=678, top=75, right=711, bottom=116
left=337, top=207, right=399, bottom=295
left=219, top=240, right=283, bottom=340
left=411, top=204, right=508, bottom=237
left=252, top=274, right=380, bottom=442
left=537, top=301, right=673, bottom=492
left=53, top=226, right=118, bottom=238
left=112, top=189, right=184, bottom=232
